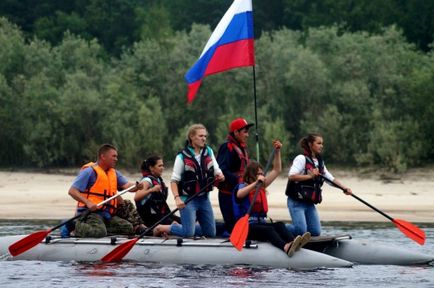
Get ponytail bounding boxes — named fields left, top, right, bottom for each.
left=299, top=133, right=322, bottom=157
left=140, top=155, right=162, bottom=175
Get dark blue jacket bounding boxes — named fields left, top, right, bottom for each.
left=216, top=135, right=249, bottom=193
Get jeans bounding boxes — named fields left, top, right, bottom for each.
left=170, top=194, right=216, bottom=237
left=59, top=219, right=75, bottom=238
left=286, top=197, right=321, bottom=236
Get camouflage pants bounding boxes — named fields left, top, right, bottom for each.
left=115, top=199, right=144, bottom=228
left=75, top=200, right=143, bottom=238
left=75, top=213, right=134, bottom=238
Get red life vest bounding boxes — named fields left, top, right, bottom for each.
left=233, top=183, right=269, bottom=220
left=141, top=172, right=169, bottom=215
left=285, top=155, right=325, bottom=204
left=77, top=162, right=118, bottom=214
left=177, top=146, right=215, bottom=196
left=218, top=135, right=249, bottom=194
left=136, top=172, right=171, bottom=226
left=249, top=186, right=269, bottom=215
left=228, top=142, right=249, bottom=183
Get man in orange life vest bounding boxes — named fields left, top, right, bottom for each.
left=68, top=144, right=143, bottom=238
left=217, top=118, right=253, bottom=234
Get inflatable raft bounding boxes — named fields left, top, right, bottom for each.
left=1, top=235, right=432, bottom=268
left=1, top=234, right=350, bottom=270
left=305, top=235, right=433, bottom=265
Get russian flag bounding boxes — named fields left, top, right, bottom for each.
left=185, top=0, right=255, bottom=103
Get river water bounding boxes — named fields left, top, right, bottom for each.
left=0, top=220, right=433, bottom=288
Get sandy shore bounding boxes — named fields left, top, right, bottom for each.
left=0, top=169, right=433, bottom=223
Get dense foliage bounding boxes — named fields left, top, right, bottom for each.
left=0, top=1, right=433, bottom=172
left=0, top=0, right=432, bottom=53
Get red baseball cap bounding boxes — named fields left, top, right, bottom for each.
left=229, top=118, right=254, bottom=132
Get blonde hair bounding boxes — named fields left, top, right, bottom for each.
left=186, top=123, right=207, bottom=144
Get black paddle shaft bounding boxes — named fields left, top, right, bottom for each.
left=51, top=181, right=144, bottom=232
left=50, top=211, right=89, bottom=231
left=136, top=181, right=215, bottom=239
left=319, top=174, right=394, bottom=222
left=246, top=149, right=276, bottom=215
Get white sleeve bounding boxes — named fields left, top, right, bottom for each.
left=209, top=148, right=222, bottom=176
left=144, top=177, right=153, bottom=186
left=288, top=155, right=306, bottom=176
left=323, top=163, right=335, bottom=182
left=171, top=154, right=184, bottom=182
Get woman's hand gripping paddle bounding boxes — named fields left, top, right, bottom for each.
left=230, top=149, right=276, bottom=251
left=8, top=182, right=142, bottom=257
left=101, top=181, right=215, bottom=262
left=320, top=175, right=426, bottom=245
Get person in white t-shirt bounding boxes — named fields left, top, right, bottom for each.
left=285, top=133, right=352, bottom=236
left=154, top=124, right=225, bottom=238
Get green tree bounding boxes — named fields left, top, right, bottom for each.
left=0, top=18, right=28, bottom=166
left=34, top=11, right=89, bottom=45
left=135, top=4, right=172, bottom=42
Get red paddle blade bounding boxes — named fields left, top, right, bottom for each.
left=101, top=238, right=139, bottom=262
left=230, top=215, right=250, bottom=251
left=393, top=219, right=426, bottom=245
left=8, top=230, right=50, bottom=257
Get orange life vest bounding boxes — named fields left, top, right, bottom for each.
left=77, top=162, right=118, bottom=214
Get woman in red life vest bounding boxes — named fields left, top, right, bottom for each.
left=286, top=133, right=352, bottom=237
left=134, top=155, right=180, bottom=231
left=233, top=140, right=311, bottom=257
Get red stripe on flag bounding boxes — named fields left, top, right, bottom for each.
left=187, top=81, right=202, bottom=103
left=205, top=39, right=255, bottom=76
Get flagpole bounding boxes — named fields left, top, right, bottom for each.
left=252, top=65, right=260, bottom=161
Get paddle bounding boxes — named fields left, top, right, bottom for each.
left=8, top=181, right=143, bottom=257
left=319, top=175, right=426, bottom=245
left=101, top=181, right=215, bottom=262
left=230, top=148, right=276, bottom=251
